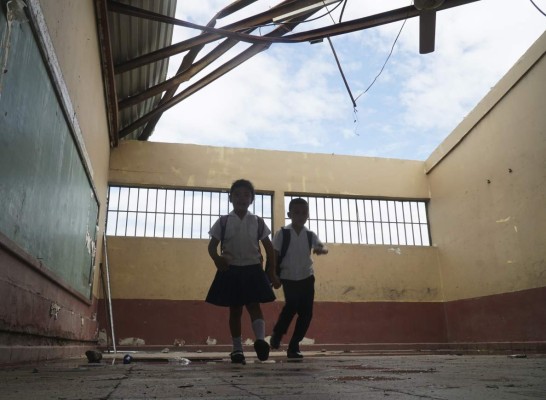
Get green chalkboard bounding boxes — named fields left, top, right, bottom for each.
left=0, top=5, right=99, bottom=298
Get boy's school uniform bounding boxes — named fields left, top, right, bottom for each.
left=206, top=211, right=275, bottom=307
left=272, top=224, right=321, bottom=281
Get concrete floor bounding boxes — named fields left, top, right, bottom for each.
left=1, top=350, right=545, bottom=399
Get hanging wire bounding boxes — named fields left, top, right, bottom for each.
left=354, top=18, right=407, bottom=102
left=529, top=0, right=546, bottom=16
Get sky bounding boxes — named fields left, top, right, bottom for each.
left=150, top=0, right=546, bottom=161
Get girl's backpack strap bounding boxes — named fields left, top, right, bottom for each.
left=219, top=215, right=229, bottom=251
left=256, top=216, right=265, bottom=240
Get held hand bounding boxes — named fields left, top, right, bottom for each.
left=270, top=276, right=282, bottom=289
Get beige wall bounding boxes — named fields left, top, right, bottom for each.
left=40, top=0, right=111, bottom=296
left=108, top=144, right=442, bottom=303
left=106, top=237, right=442, bottom=303
left=426, top=32, right=546, bottom=301
left=110, top=142, right=430, bottom=229
left=101, top=26, right=546, bottom=349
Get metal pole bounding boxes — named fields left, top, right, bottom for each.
left=103, top=232, right=117, bottom=353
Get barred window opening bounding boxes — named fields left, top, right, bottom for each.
left=285, top=195, right=431, bottom=246
left=106, top=186, right=272, bottom=239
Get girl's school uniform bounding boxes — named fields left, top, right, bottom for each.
left=206, top=211, right=275, bottom=307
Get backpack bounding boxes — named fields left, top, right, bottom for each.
left=219, top=214, right=265, bottom=255
left=266, top=228, right=313, bottom=276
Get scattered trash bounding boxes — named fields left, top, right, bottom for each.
left=119, top=337, right=145, bottom=346
left=123, top=354, right=133, bottom=364
left=169, top=357, right=191, bottom=365
left=161, top=348, right=170, bottom=353
left=206, top=336, right=217, bottom=345
left=97, top=329, right=108, bottom=346
left=508, top=354, right=527, bottom=358
left=85, top=350, right=102, bottom=363
left=300, top=337, right=315, bottom=345
left=173, top=338, right=185, bottom=347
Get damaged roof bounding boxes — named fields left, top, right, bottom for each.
left=95, top=0, right=479, bottom=147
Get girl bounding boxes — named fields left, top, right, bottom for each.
left=206, top=179, right=281, bottom=364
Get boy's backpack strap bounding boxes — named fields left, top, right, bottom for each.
left=273, top=228, right=291, bottom=276
left=279, top=228, right=291, bottom=263
left=306, top=231, right=313, bottom=252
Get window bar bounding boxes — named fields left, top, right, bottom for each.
left=114, top=187, right=121, bottom=235
left=208, top=191, right=213, bottom=234
left=414, top=202, right=422, bottom=245
left=410, top=202, right=416, bottom=246
left=200, top=191, right=204, bottom=239
left=398, top=201, right=404, bottom=245
left=161, top=189, right=166, bottom=237
left=378, top=200, right=385, bottom=245
left=122, top=188, right=128, bottom=236
left=367, top=200, right=373, bottom=244
left=363, top=199, right=368, bottom=244
left=395, top=202, right=401, bottom=245
left=329, top=198, right=335, bottom=243
left=381, top=200, right=386, bottom=245
left=144, top=189, right=150, bottom=237
left=423, top=203, right=432, bottom=246
left=190, top=190, right=195, bottom=239
left=172, top=190, right=177, bottom=237
left=182, top=190, right=187, bottom=238
left=314, top=197, right=320, bottom=240
left=360, top=199, right=367, bottom=244
left=151, top=189, right=157, bottom=237
left=133, top=188, right=140, bottom=236
left=346, top=198, right=352, bottom=244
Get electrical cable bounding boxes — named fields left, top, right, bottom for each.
left=529, top=0, right=546, bottom=16
left=354, top=18, right=406, bottom=102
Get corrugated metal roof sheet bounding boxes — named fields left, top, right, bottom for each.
left=108, top=0, right=176, bottom=141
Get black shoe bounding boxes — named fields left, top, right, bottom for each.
left=287, top=349, right=303, bottom=359
left=254, top=339, right=270, bottom=361
left=269, top=333, right=281, bottom=350
left=230, top=350, right=245, bottom=364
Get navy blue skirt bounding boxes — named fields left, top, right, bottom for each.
left=206, top=264, right=276, bottom=307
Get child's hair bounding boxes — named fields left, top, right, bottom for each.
left=288, top=197, right=309, bottom=212
left=230, top=179, right=255, bottom=201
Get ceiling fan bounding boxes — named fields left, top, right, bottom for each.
left=414, top=0, right=445, bottom=54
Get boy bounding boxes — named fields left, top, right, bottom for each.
left=206, top=179, right=281, bottom=364
left=270, top=197, right=328, bottom=359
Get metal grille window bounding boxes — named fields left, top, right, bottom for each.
left=107, top=186, right=272, bottom=238
left=285, top=195, right=430, bottom=246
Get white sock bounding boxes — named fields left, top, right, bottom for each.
left=252, top=318, right=265, bottom=341
left=232, top=336, right=243, bottom=352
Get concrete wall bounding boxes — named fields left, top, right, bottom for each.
left=426, top=32, right=546, bottom=343
left=101, top=32, right=546, bottom=349
left=105, top=143, right=444, bottom=346
left=0, top=0, right=110, bottom=364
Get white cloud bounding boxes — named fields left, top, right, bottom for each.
left=151, top=0, right=546, bottom=160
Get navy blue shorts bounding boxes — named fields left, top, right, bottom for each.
left=206, top=264, right=276, bottom=307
